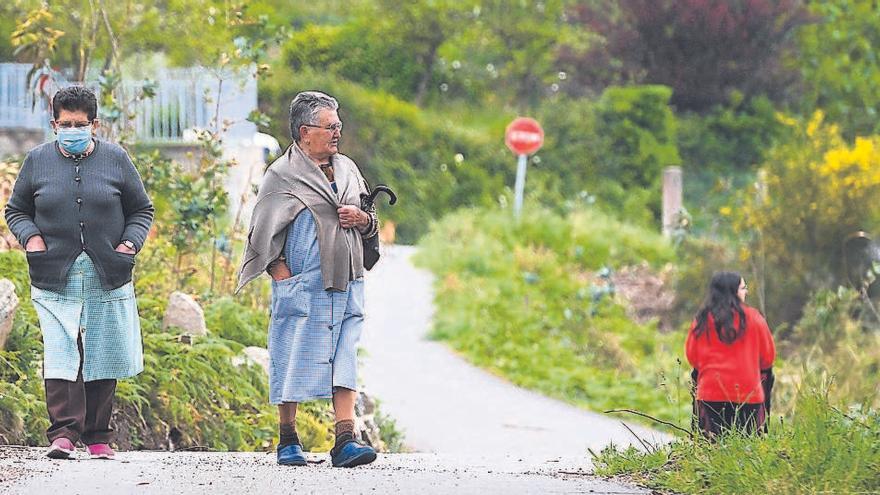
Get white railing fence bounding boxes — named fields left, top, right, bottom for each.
left=0, top=63, right=257, bottom=144
left=0, top=63, right=47, bottom=130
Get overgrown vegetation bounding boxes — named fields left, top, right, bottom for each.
left=591, top=283, right=880, bottom=493
left=593, top=381, right=880, bottom=494
left=415, top=206, right=691, bottom=426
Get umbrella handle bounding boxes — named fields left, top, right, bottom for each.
left=361, top=184, right=397, bottom=210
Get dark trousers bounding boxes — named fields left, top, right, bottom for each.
left=44, top=336, right=117, bottom=445
left=691, top=368, right=774, bottom=439
left=696, top=401, right=765, bottom=438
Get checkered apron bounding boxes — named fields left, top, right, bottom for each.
left=268, top=209, right=365, bottom=404
left=31, top=251, right=143, bottom=382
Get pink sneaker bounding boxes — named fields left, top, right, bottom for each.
left=46, top=438, right=76, bottom=459
left=86, top=443, right=115, bottom=459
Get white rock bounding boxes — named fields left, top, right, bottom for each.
left=162, top=291, right=207, bottom=336
left=241, top=346, right=269, bottom=375
left=0, top=279, right=19, bottom=351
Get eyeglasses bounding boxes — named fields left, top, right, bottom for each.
left=303, top=122, right=343, bottom=132
left=55, top=121, right=92, bottom=129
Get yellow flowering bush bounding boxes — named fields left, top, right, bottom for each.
left=734, top=112, right=880, bottom=324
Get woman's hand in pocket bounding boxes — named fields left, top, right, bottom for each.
left=115, top=243, right=136, bottom=254
left=269, top=260, right=293, bottom=281
left=25, top=235, right=47, bottom=252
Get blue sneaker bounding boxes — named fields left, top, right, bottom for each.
left=330, top=440, right=377, bottom=468
left=277, top=443, right=307, bottom=466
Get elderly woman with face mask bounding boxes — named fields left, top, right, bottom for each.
left=237, top=91, right=379, bottom=468
left=4, top=86, right=154, bottom=459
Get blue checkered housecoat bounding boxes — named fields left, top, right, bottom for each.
left=268, top=209, right=364, bottom=404
left=31, top=252, right=143, bottom=381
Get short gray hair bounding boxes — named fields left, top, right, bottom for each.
left=289, top=91, right=339, bottom=142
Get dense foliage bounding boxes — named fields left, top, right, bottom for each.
left=797, top=0, right=880, bottom=138
left=732, top=112, right=880, bottom=324
left=561, top=0, right=812, bottom=112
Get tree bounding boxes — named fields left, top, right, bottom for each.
left=372, top=0, right=466, bottom=105
left=446, top=0, right=589, bottom=110
left=733, top=112, right=880, bottom=324
left=560, top=0, right=813, bottom=112
left=797, top=0, right=880, bottom=138
left=282, top=1, right=470, bottom=105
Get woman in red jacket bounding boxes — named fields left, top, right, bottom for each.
left=686, top=271, right=775, bottom=438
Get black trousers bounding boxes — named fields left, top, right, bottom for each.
left=691, top=368, right=774, bottom=439
left=44, top=336, right=116, bottom=445
left=696, top=401, right=766, bottom=438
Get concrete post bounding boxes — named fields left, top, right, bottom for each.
left=662, top=166, right=682, bottom=237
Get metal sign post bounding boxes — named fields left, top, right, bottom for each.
left=513, top=154, right=528, bottom=219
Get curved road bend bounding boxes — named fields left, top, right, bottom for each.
left=360, top=245, right=671, bottom=468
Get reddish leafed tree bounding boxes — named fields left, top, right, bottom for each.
left=559, top=0, right=814, bottom=112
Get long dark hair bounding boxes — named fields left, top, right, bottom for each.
left=693, top=271, right=747, bottom=344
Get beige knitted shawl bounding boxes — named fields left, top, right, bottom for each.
left=236, top=143, right=367, bottom=293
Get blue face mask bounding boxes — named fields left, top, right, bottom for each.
left=57, top=126, right=92, bottom=155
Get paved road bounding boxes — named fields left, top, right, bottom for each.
left=0, top=447, right=652, bottom=495
left=360, top=246, right=669, bottom=459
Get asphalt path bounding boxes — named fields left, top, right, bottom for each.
left=359, top=245, right=669, bottom=462
left=0, top=447, right=653, bottom=494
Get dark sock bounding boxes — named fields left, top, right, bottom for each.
left=334, top=419, right=355, bottom=448
left=279, top=423, right=300, bottom=448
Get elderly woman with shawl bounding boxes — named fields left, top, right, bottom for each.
left=237, top=91, right=379, bottom=468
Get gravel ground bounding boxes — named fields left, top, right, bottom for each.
left=0, top=447, right=654, bottom=494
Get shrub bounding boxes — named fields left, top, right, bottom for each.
left=678, top=96, right=786, bottom=173
left=732, top=112, right=880, bottom=325
left=204, top=297, right=268, bottom=348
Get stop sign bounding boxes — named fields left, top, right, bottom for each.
left=505, top=117, right=544, bottom=155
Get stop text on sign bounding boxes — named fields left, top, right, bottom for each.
left=505, top=117, right=544, bottom=155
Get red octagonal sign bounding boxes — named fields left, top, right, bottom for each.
left=505, top=117, right=544, bottom=155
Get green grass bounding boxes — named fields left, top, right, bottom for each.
left=415, top=205, right=692, bottom=429
left=593, top=381, right=880, bottom=494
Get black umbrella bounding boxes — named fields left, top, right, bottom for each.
left=360, top=184, right=397, bottom=270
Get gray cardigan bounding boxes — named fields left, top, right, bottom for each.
left=4, top=140, right=154, bottom=291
